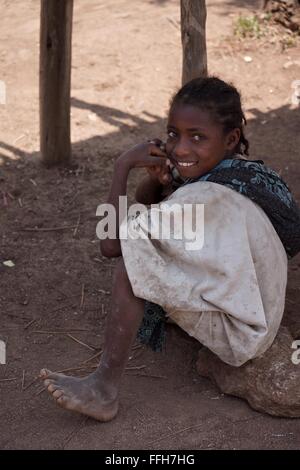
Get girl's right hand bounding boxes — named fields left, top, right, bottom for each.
left=117, top=140, right=170, bottom=185
left=145, top=139, right=172, bottom=186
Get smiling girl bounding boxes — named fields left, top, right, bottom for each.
left=40, top=77, right=300, bottom=421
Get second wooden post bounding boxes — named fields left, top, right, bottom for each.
left=181, top=0, right=208, bottom=85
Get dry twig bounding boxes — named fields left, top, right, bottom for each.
left=24, top=319, right=36, bottom=330
left=66, top=333, right=96, bottom=352
left=21, top=370, right=25, bottom=390
left=73, top=213, right=81, bottom=237
left=23, top=376, right=39, bottom=391
left=20, top=225, right=78, bottom=232
left=82, top=349, right=103, bottom=364
left=148, top=423, right=204, bottom=446
left=80, top=284, right=85, bottom=308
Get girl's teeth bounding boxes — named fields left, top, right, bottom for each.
left=177, top=161, right=196, bottom=167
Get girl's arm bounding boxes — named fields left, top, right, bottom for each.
left=135, top=140, right=174, bottom=204
left=100, top=142, right=167, bottom=258
left=100, top=159, right=130, bottom=258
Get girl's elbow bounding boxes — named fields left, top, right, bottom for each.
left=100, top=240, right=122, bottom=258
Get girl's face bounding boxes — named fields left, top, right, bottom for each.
left=166, top=104, right=241, bottom=179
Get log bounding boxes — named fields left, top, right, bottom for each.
left=40, top=0, right=73, bottom=166
left=180, top=0, right=208, bottom=85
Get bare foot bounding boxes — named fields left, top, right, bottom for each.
left=40, top=369, right=119, bottom=422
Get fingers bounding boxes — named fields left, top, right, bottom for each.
left=149, top=147, right=167, bottom=158
left=146, top=159, right=173, bottom=186
left=159, top=172, right=172, bottom=184
left=148, top=138, right=162, bottom=146
left=147, top=154, right=172, bottom=172
left=147, top=156, right=168, bottom=166
left=148, top=138, right=165, bottom=151
left=148, top=139, right=167, bottom=157
left=149, top=165, right=164, bottom=176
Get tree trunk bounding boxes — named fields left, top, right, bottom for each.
left=180, top=0, right=208, bottom=85
left=40, top=0, right=73, bottom=167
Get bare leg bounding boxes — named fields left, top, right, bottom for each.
left=40, top=257, right=145, bottom=421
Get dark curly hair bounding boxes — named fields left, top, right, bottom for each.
left=169, top=76, right=249, bottom=156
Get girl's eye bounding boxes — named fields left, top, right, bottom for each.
left=167, top=130, right=177, bottom=139
left=192, top=134, right=203, bottom=142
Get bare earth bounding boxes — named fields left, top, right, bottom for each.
left=0, top=0, right=300, bottom=450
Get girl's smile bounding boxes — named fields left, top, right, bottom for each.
left=172, top=159, right=198, bottom=167
left=166, top=104, right=240, bottom=179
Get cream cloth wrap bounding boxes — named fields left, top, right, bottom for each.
left=120, top=182, right=287, bottom=366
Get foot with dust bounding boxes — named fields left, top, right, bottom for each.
left=40, top=368, right=119, bottom=422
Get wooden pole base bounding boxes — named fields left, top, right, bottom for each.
left=181, top=0, right=208, bottom=85
left=40, top=0, right=73, bottom=166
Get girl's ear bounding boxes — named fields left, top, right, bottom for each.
left=226, top=128, right=241, bottom=151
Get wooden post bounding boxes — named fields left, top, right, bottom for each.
left=180, top=0, right=208, bottom=85
left=40, top=0, right=73, bottom=166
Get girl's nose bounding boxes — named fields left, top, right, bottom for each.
left=173, top=138, right=190, bottom=159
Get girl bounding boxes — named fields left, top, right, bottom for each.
left=40, top=77, right=300, bottom=421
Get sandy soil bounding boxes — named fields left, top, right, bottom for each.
left=0, top=0, right=300, bottom=450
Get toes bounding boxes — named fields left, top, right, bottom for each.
left=52, top=389, right=64, bottom=399
left=47, top=383, right=61, bottom=393
left=43, top=379, right=54, bottom=387
left=56, top=395, right=69, bottom=407
left=40, top=368, right=52, bottom=378
left=40, top=369, right=65, bottom=381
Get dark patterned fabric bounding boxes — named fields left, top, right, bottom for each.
left=137, top=157, right=300, bottom=351
left=183, top=158, right=300, bottom=259
left=137, top=301, right=166, bottom=352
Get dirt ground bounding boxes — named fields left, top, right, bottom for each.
left=1, top=0, right=300, bottom=450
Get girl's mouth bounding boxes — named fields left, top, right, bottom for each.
left=173, top=158, right=198, bottom=168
